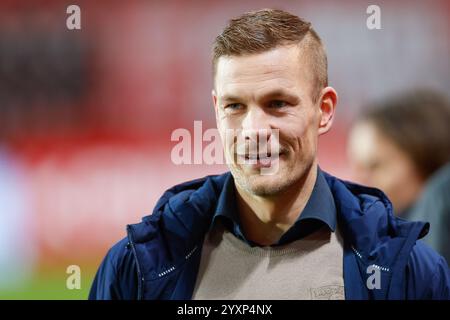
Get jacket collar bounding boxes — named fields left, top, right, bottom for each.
left=210, top=167, right=337, bottom=246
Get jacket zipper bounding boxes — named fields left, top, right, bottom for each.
left=126, top=225, right=144, bottom=300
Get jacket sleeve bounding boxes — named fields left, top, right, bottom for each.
left=406, top=240, right=450, bottom=300
left=427, top=255, right=450, bottom=299
left=88, top=238, right=139, bottom=300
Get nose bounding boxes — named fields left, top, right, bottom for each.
left=240, top=106, right=272, bottom=153
left=240, top=107, right=273, bottom=151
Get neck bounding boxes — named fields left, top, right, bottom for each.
left=235, top=162, right=318, bottom=246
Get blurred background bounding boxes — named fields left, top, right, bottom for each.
left=0, top=0, right=449, bottom=299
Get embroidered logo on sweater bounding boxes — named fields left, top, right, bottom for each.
left=310, top=285, right=344, bottom=300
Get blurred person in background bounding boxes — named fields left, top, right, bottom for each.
left=348, top=89, right=450, bottom=262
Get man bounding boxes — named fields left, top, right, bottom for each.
left=89, top=9, right=449, bottom=300
left=348, top=89, right=450, bottom=262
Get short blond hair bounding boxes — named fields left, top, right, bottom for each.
left=212, top=8, right=328, bottom=102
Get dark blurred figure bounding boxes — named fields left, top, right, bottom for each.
left=408, top=163, right=450, bottom=262
left=348, top=89, right=450, bottom=261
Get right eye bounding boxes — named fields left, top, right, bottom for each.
left=225, top=103, right=244, bottom=110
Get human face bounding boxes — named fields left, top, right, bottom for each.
left=347, top=121, right=424, bottom=214
left=213, top=45, right=336, bottom=196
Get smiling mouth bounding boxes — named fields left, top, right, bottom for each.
left=236, top=152, right=284, bottom=161
left=244, top=153, right=271, bottom=160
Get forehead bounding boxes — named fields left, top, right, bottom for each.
left=349, top=122, right=392, bottom=163
left=214, top=45, right=309, bottom=96
left=349, top=122, right=379, bottom=157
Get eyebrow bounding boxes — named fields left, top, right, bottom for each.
left=219, top=89, right=300, bottom=104
left=261, top=89, right=300, bottom=103
left=219, top=94, right=241, bottom=103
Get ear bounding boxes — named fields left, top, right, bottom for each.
left=212, top=89, right=220, bottom=123
left=212, top=89, right=218, bottom=110
left=317, top=86, right=338, bottom=136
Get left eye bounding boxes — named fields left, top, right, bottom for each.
left=269, top=100, right=287, bottom=108
left=225, top=103, right=243, bottom=110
